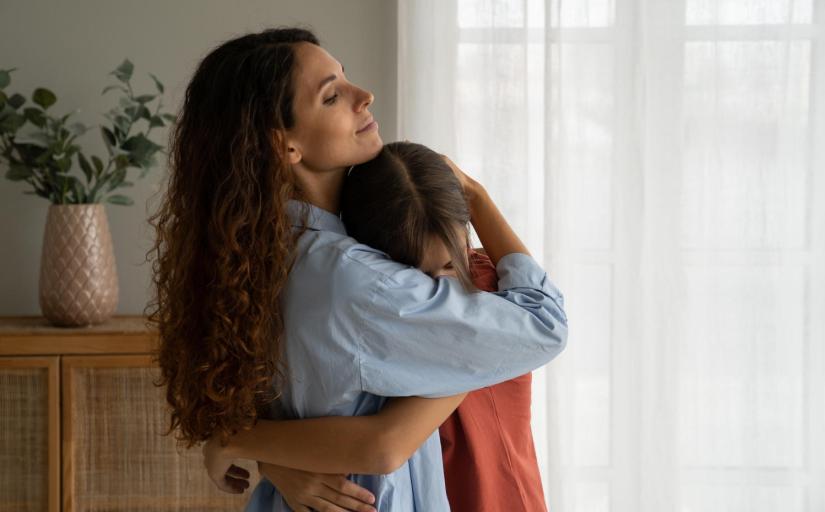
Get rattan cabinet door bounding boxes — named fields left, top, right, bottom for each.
left=0, top=357, right=60, bottom=512
left=62, top=355, right=260, bottom=512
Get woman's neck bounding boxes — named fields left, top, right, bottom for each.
left=292, top=165, right=347, bottom=214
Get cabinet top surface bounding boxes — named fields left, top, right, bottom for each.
left=0, top=315, right=154, bottom=335
left=0, top=315, right=157, bottom=356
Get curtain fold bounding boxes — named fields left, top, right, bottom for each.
left=398, top=0, right=825, bottom=510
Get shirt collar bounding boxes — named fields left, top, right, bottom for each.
left=287, top=199, right=347, bottom=235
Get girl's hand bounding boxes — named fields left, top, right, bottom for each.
left=440, top=154, right=529, bottom=263
left=441, top=154, right=482, bottom=204
left=202, top=435, right=251, bottom=494
left=258, top=461, right=377, bottom=512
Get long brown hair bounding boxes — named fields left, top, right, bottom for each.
left=145, top=27, right=318, bottom=448
left=341, top=141, right=475, bottom=290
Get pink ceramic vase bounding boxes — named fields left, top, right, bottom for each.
left=38, top=204, right=119, bottom=327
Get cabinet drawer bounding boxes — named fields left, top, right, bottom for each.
left=62, top=355, right=259, bottom=512
left=0, top=357, right=59, bottom=512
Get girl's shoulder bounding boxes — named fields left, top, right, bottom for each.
left=469, top=249, right=498, bottom=292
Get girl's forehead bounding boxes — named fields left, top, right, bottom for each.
left=420, top=235, right=452, bottom=268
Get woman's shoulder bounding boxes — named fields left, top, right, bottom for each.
left=295, top=229, right=425, bottom=292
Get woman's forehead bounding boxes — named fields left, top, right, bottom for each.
left=292, top=43, right=341, bottom=91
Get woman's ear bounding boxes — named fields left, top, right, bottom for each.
left=273, top=129, right=303, bottom=165
left=285, top=145, right=302, bottom=165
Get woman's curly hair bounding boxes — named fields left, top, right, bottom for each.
left=145, top=27, right=318, bottom=449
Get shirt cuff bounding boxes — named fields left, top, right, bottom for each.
left=496, top=252, right=563, bottom=300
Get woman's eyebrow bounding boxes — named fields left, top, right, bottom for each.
left=317, top=65, right=345, bottom=93
left=317, top=74, right=337, bottom=92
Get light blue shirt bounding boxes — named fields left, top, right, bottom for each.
left=244, top=200, right=568, bottom=512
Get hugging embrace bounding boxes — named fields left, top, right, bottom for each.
left=149, top=27, right=568, bottom=512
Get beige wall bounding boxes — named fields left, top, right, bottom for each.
left=0, top=0, right=397, bottom=315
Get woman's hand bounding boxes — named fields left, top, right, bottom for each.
left=258, top=461, right=377, bottom=512
left=202, top=435, right=251, bottom=494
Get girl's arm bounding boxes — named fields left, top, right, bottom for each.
left=222, top=393, right=466, bottom=475
left=442, top=155, right=530, bottom=264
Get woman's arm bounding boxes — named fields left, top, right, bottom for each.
left=237, top=395, right=468, bottom=512
left=339, top=160, right=566, bottom=399
left=221, top=393, right=466, bottom=475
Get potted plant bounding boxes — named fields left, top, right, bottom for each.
left=0, top=60, right=175, bottom=327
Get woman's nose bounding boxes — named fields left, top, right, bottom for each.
left=354, top=87, right=374, bottom=112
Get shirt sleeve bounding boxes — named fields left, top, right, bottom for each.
left=341, top=246, right=568, bottom=398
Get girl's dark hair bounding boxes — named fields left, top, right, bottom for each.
left=146, top=27, right=318, bottom=449
left=341, top=141, right=474, bottom=290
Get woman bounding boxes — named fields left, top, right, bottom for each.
left=240, top=143, right=547, bottom=512
left=149, top=27, right=566, bottom=511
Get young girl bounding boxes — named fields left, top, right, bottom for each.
left=340, top=141, right=548, bottom=511
left=151, top=27, right=567, bottom=512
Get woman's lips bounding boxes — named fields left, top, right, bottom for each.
left=356, top=120, right=378, bottom=134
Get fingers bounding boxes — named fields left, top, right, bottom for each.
left=285, top=501, right=312, bottom=512
left=207, top=469, right=240, bottom=494
left=226, top=464, right=250, bottom=479
left=324, top=476, right=376, bottom=506
left=215, top=479, right=242, bottom=494
left=223, top=474, right=249, bottom=493
left=222, top=464, right=250, bottom=493
left=304, top=496, right=351, bottom=512
left=440, top=154, right=464, bottom=179
left=316, top=488, right=377, bottom=512
left=262, top=466, right=377, bottom=511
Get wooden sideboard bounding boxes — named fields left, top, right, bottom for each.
left=0, top=316, right=260, bottom=512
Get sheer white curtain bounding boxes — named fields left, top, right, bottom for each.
left=397, top=0, right=825, bottom=510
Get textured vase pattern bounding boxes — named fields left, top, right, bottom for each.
left=39, top=204, right=119, bottom=327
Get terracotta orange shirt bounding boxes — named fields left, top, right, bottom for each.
left=439, top=251, right=547, bottom=512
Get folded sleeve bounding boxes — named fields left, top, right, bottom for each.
left=343, top=247, right=568, bottom=398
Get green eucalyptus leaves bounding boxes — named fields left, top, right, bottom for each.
left=0, top=59, right=175, bottom=206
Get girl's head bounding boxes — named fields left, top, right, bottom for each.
left=148, top=27, right=380, bottom=448
left=341, top=142, right=474, bottom=290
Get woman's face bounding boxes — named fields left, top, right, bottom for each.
left=286, top=43, right=383, bottom=172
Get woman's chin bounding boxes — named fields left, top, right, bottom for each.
left=358, top=135, right=384, bottom=162
left=338, top=135, right=384, bottom=168
left=367, top=138, right=384, bottom=158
